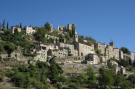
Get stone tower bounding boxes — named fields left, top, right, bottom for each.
left=74, top=31, right=78, bottom=42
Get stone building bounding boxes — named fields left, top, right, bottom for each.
left=115, top=66, right=126, bottom=75
left=33, top=44, right=58, bottom=62
left=113, top=48, right=120, bottom=60
left=104, top=42, right=123, bottom=61
left=50, top=24, right=54, bottom=32
left=85, top=53, right=100, bottom=64
left=95, top=41, right=123, bottom=61
left=34, top=50, right=48, bottom=62
left=119, top=50, right=124, bottom=59
left=52, top=49, right=68, bottom=58
left=67, top=24, right=75, bottom=31
left=25, top=26, right=36, bottom=35
left=77, top=43, right=95, bottom=56
left=74, top=32, right=78, bottom=42
left=105, top=45, right=114, bottom=60
left=123, top=54, right=131, bottom=60
left=130, top=52, right=135, bottom=63
left=95, top=42, right=106, bottom=55
left=58, top=24, right=75, bottom=33
left=120, top=66, right=126, bottom=74
left=57, top=43, right=78, bottom=56
left=12, top=27, right=21, bottom=33
left=58, top=26, right=66, bottom=34
left=99, top=56, right=106, bottom=63
left=107, top=60, right=126, bottom=74
left=33, top=43, right=77, bottom=59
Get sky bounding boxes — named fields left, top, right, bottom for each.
left=0, top=0, right=135, bottom=51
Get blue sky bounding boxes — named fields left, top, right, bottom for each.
left=0, top=0, right=135, bottom=51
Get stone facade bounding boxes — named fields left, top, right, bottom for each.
left=12, top=27, right=21, bottom=33
left=77, top=43, right=95, bottom=56
left=123, top=54, right=131, bottom=60
left=74, top=32, right=78, bottom=42
left=85, top=53, right=100, bottom=64
left=58, top=24, right=75, bottom=34
left=67, top=24, right=75, bottom=31
left=108, top=60, right=126, bottom=74
left=113, top=48, right=120, bottom=60
left=115, top=66, right=126, bottom=75
left=25, top=26, right=36, bottom=35
left=57, top=43, right=78, bottom=57
left=130, top=52, right=135, bottom=63
left=100, top=56, right=106, bottom=63
left=95, top=42, right=123, bottom=61
left=52, top=49, right=68, bottom=58
left=34, top=44, right=48, bottom=62
left=105, top=45, right=114, bottom=60
left=95, top=42, right=106, bottom=55
left=58, top=26, right=66, bottom=33
left=34, top=50, right=48, bottom=62
left=119, top=50, right=124, bottom=59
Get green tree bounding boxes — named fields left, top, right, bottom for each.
left=4, top=42, right=16, bottom=57
left=48, top=59, right=63, bottom=84
left=119, top=80, right=132, bottom=89
left=19, top=23, right=22, bottom=28
left=127, top=74, right=135, bottom=88
left=114, top=74, right=125, bottom=89
left=6, top=22, right=9, bottom=30
left=118, top=59, right=131, bottom=67
left=8, top=61, right=49, bottom=89
left=34, top=28, right=47, bottom=43
left=86, top=66, right=97, bottom=88
left=1, top=30, right=14, bottom=41
left=85, top=36, right=96, bottom=44
left=44, top=22, right=52, bottom=32
left=11, top=72, right=30, bottom=88
left=50, top=30, right=59, bottom=36
left=2, top=20, right=6, bottom=30
left=98, top=68, right=114, bottom=89
left=120, top=47, right=130, bottom=54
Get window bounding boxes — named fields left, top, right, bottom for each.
left=81, top=52, right=83, bottom=56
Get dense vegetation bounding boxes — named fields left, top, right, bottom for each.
left=5, top=59, right=64, bottom=89
left=1, top=56, right=134, bottom=89
left=2, top=61, right=135, bottom=89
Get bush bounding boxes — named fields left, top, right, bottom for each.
left=11, top=72, right=29, bottom=88
left=67, top=83, right=78, bottom=89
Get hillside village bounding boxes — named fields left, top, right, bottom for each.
left=0, top=22, right=135, bottom=89
left=0, top=22, right=135, bottom=74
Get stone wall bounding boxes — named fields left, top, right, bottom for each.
left=77, top=43, right=95, bottom=56
left=113, top=48, right=120, bottom=60
left=130, top=52, right=135, bottom=63
left=58, top=43, right=78, bottom=56
left=95, top=42, right=106, bottom=55
left=105, top=45, right=114, bottom=60
left=52, top=49, right=68, bottom=58
left=34, top=50, right=47, bottom=62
